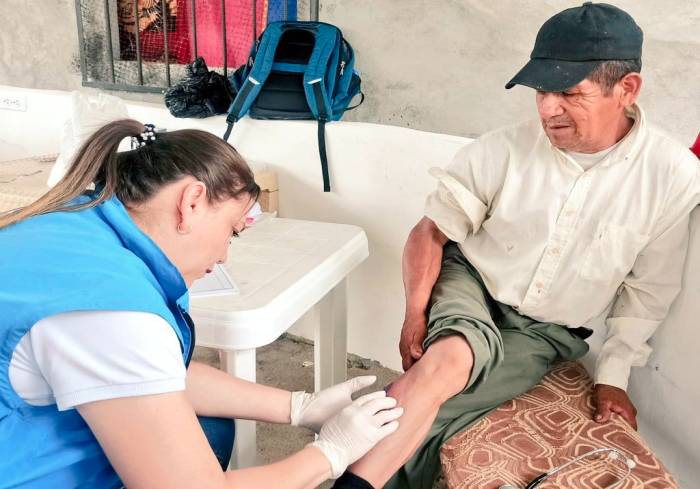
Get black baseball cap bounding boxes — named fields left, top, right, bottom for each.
left=505, top=2, right=643, bottom=92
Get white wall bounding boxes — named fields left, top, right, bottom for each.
left=1, top=86, right=698, bottom=487
left=323, top=0, right=700, bottom=144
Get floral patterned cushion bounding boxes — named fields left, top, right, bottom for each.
left=440, top=362, right=680, bottom=489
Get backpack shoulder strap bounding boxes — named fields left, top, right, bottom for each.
left=301, top=24, right=344, bottom=192
left=302, top=23, right=340, bottom=120
left=224, top=22, right=286, bottom=138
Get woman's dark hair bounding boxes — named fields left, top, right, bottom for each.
left=0, top=119, right=259, bottom=228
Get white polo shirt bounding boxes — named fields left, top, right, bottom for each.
left=425, top=105, right=700, bottom=390
left=9, top=311, right=186, bottom=411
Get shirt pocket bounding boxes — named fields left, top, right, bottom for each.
left=579, top=222, right=648, bottom=283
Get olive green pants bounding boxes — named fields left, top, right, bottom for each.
left=385, top=244, right=589, bottom=489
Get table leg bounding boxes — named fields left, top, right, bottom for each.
left=313, top=279, right=348, bottom=392
left=219, top=349, right=257, bottom=469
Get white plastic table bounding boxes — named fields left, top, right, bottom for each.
left=189, top=217, right=369, bottom=469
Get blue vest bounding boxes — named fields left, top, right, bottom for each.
left=0, top=196, right=194, bottom=488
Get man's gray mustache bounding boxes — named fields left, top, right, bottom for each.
left=544, top=119, right=574, bottom=128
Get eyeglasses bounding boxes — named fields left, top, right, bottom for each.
left=499, top=447, right=636, bottom=489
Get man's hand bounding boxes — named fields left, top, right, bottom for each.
left=593, top=384, right=638, bottom=430
left=399, top=316, right=428, bottom=371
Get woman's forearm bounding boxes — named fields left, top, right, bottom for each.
left=225, top=446, right=331, bottom=488
left=79, top=390, right=332, bottom=489
left=185, top=361, right=292, bottom=423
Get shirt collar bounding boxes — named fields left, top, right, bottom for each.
left=600, top=104, right=646, bottom=168
left=95, top=195, right=190, bottom=309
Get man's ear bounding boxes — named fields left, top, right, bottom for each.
left=617, top=72, right=642, bottom=107
left=176, top=181, right=208, bottom=233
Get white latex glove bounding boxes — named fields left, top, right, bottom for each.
left=310, top=391, right=403, bottom=479
left=290, top=375, right=377, bottom=433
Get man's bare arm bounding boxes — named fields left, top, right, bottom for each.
left=399, top=217, right=450, bottom=371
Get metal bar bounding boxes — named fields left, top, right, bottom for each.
left=252, top=0, right=257, bottom=42
left=221, top=0, right=228, bottom=76
left=162, top=0, right=171, bottom=86
left=191, top=0, right=198, bottom=58
left=133, top=0, right=144, bottom=85
left=283, top=0, right=288, bottom=21
left=310, top=0, right=319, bottom=21
left=74, top=0, right=89, bottom=86
left=104, top=0, right=116, bottom=83
left=83, top=80, right=164, bottom=93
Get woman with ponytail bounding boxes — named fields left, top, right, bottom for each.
left=0, top=120, right=401, bottom=489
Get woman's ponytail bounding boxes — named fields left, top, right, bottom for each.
left=0, top=119, right=144, bottom=229
left=0, top=119, right=258, bottom=230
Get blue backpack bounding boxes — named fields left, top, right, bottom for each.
left=224, top=21, right=363, bottom=192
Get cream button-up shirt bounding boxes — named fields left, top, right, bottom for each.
left=425, top=105, right=699, bottom=390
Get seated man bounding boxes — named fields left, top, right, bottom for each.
left=331, top=3, right=700, bottom=489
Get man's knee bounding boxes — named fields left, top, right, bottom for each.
left=419, top=335, right=474, bottom=398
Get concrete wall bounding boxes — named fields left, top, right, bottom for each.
left=1, top=87, right=699, bottom=486
left=1, top=1, right=697, bottom=142
left=323, top=0, right=700, bottom=143
left=0, top=0, right=82, bottom=91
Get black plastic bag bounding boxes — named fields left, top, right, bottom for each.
left=164, top=57, right=235, bottom=118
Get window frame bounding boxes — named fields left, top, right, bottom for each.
left=74, top=0, right=312, bottom=93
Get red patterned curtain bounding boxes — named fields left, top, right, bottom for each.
left=117, top=0, right=268, bottom=68
left=193, top=0, right=268, bottom=68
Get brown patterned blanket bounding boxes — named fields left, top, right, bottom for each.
left=441, top=362, right=680, bottom=488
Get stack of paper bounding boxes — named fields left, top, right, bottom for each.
left=189, top=264, right=240, bottom=297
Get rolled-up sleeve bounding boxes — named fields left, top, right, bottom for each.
left=425, top=168, right=488, bottom=242
left=596, top=157, right=700, bottom=390
left=424, top=140, right=500, bottom=242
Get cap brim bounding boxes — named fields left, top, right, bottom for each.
left=505, top=58, right=601, bottom=91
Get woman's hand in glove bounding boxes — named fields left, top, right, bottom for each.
left=290, top=375, right=378, bottom=433
left=310, top=391, right=403, bottom=479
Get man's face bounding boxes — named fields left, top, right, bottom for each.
left=536, top=79, right=625, bottom=153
